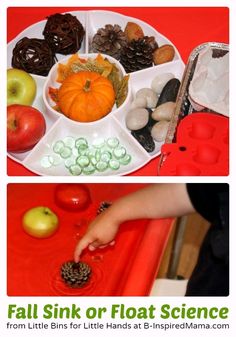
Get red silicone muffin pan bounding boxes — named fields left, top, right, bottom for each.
left=7, top=183, right=174, bottom=296
left=158, top=112, right=229, bottom=176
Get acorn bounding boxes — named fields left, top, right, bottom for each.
left=124, top=22, right=144, bottom=42
left=61, top=261, right=91, bottom=288
left=153, top=44, right=175, bottom=65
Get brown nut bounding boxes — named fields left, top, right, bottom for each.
left=153, top=44, right=175, bottom=65
left=124, top=22, right=144, bottom=42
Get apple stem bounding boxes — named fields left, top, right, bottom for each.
left=10, top=88, right=17, bottom=95
left=43, top=208, right=51, bottom=215
left=8, top=119, right=18, bottom=131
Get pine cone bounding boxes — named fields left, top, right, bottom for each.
left=97, top=201, right=112, bottom=215
left=143, top=36, right=159, bottom=52
left=120, top=38, right=153, bottom=73
left=91, top=24, right=127, bottom=59
left=61, top=261, right=91, bottom=288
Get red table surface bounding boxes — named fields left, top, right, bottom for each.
left=7, top=7, right=229, bottom=176
left=7, top=183, right=174, bottom=296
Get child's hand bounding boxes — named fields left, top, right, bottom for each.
left=74, top=184, right=194, bottom=262
left=74, top=211, right=120, bottom=262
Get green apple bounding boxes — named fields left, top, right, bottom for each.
left=22, top=206, right=59, bottom=238
left=7, top=68, right=37, bottom=106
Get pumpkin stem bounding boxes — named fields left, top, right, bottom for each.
left=84, top=79, right=91, bottom=92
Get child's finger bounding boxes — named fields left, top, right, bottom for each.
left=98, top=244, right=109, bottom=249
left=88, top=240, right=102, bottom=250
left=90, top=240, right=116, bottom=250
left=88, top=244, right=97, bottom=251
left=74, top=237, right=91, bottom=262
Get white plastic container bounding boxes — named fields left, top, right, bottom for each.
left=7, top=10, right=185, bottom=176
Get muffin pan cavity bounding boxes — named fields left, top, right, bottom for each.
left=189, top=121, right=216, bottom=140
left=193, top=144, right=221, bottom=165
left=176, top=163, right=201, bottom=176
left=159, top=112, right=229, bottom=176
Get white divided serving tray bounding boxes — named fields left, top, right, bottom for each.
left=7, top=10, right=185, bottom=176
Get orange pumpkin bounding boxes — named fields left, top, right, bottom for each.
left=58, top=71, right=115, bottom=122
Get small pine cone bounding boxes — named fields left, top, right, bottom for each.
left=120, top=38, right=153, bottom=73
left=143, top=36, right=159, bottom=52
left=61, top=261, right=91, bottom=288
left=91, top=24, right=127, bottom=59
left=97, top=201, right=112, bottom=215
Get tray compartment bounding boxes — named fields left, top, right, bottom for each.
left=87, top=10, right=182, bottom=63
left=23, top=116, right=149, bottom=176
left=7, top=75, right=59, bottom=164
left=7, top=11, right=87, bottom=69
left=114, top=60, right=185, bottom=157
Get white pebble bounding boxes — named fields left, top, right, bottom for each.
left=151, top=121, right=170, bottom=142
left=136, top=88, right=157, bottom=108
left=151, top=73, right=175, bottom=94
left=152, top=102, right=176, bottom=121
left=130, top=97, right=147, bottom=109
left=126, top=108, right=149, bottom=131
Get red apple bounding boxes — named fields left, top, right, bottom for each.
left=54, top=184, right=91, bottom=212
left=7, top=104, right=46, bottom=152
